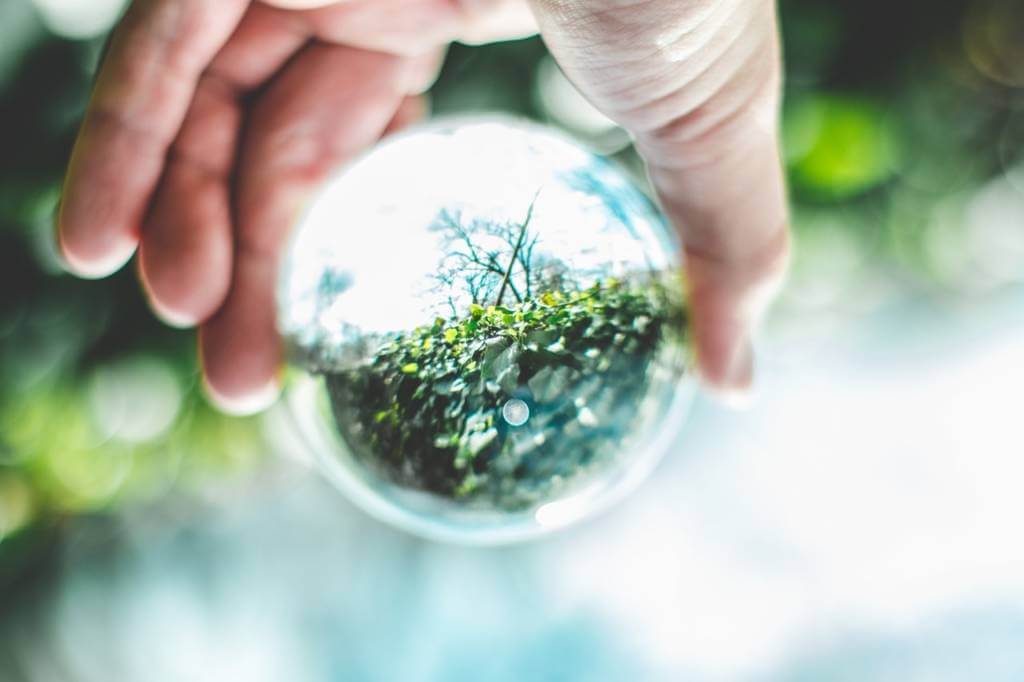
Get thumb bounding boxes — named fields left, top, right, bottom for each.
left=528, top=0, right=790, bottom=400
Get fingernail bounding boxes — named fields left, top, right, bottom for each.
left=203, top=376, right=281, bottom=417
left=134, top=259, right=195, bottom=329
left=57, top=231, right=136, bottom=280
left=149, top=301, right=201, bottom=329
left=715, top=384, right=754, bottom=410
left=708, top=335, right=755, bottom=410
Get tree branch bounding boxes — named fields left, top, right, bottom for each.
left=496, top=190, right=541, bottom=306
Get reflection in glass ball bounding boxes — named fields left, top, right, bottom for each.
left=279, top=118, right=694, bottom=544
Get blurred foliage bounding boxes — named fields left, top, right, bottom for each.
left=785, top=94, right=901, bottom=198
left=326, top=278, right=683, bottom=510
left=0, top=0, right=1022, bottom=579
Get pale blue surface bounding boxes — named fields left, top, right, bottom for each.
left=3, top=287, right=1024, bottom=681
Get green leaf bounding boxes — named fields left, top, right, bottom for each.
left=434, top=434, right=455, bottom=448
left=455, top=475, right=480, bottom=498
left=321, top=275, right=686, bottom=508
left=464, top=427, right=498, bottom=457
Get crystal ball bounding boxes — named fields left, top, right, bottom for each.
left=278, top=118, right=694, bottom=544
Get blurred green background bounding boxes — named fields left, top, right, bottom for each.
left=1, top=1, right=1023, bottom=680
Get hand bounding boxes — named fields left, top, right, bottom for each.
left=58, top=0, right=789, bottom=413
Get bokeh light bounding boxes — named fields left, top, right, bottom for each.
left=2, top=0, right=1024, bottom=679
left=30, top=0, right=127, bottom=40
left=0, top=473, right=34, bottom=542
left=963, top=0, right=1024, bottom=88
left=87, top=356, right=182, bottom=444
left=785, top=94, right=901, bottom=199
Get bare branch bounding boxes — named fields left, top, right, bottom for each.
left=495, top=190, right=541, bottom=306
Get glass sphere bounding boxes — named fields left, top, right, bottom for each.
left=279, top=117, right=694, bottom=544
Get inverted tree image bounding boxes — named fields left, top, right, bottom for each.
left=429, top=195, right=566, bottom=315
left=274, top=121, right=691, bottom=518
left=320, top=196, right=687, bottom=510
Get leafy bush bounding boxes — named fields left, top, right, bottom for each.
left=324, top=278, right=687, bottom=511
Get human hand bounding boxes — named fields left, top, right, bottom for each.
left=58, top=0, right=788, bottom=413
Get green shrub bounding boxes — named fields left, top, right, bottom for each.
left=324, top=278, right=686, bottom=511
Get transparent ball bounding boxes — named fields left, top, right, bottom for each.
left=279, top=117, right=694, bottom=544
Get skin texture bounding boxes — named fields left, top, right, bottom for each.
left=58, top=0, right=789, bottom=414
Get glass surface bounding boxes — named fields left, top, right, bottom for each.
left=279, top=117, right=694, bottom=544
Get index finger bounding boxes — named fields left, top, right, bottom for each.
left=59, top=0, right=250, bottom=278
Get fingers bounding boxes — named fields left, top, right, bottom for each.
left=59, top=0, right=250, bottom=278
left=139, top=4, right=311, bottom=326
left=529, top=0, right=790, bottom=399
left=261, top=0, right=343, bottom=8
left=137, top=75, right=241, bottom=327
left=304, top=0, right=536, bottom=55
left=636, top=3, right=789, bottom=398
left=644, top=105, right=790, bottom=398
left=200, top=44, right=420, bottom=413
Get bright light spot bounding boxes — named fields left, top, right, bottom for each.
left=785, top=211, right=868, bottom=310
left=88, top=357, right=182, bottom=443
left=535, top=497, right=589, bottom=528
left=32, top=0, right=127, bottom=39
left=501, top=398, right=530, bottom=427
left=924, top=168, right=1024, bottom=293
left=577, top=406, right=598, bottom=427
left=964, top=166, right=1024, bottom=288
